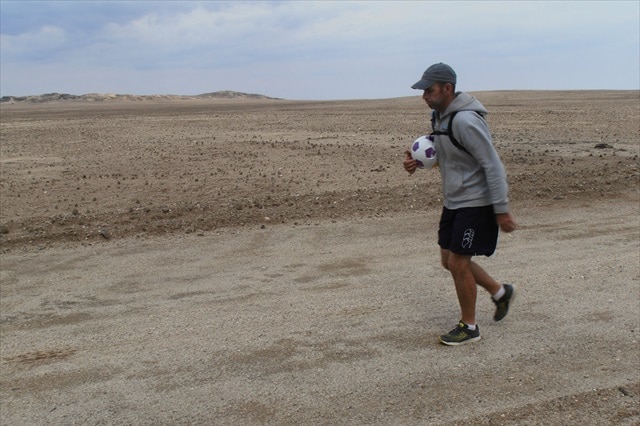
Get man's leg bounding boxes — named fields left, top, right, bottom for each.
left=444, top=251, right=477, bottom=325
left=442, top=249, right=514, bottom=324
left=441, top=249, right=501, bottom=300
left=469, top=260, right=502, bottom=296
left=439, top=249, right=483, bottom=345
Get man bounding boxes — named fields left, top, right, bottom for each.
left=403, top=63, right=517, bottom=346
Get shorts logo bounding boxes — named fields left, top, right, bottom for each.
left=462, top=228, right=475, bottom=249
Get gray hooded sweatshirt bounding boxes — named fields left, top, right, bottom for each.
left=432, top=92, right=509, bottom=214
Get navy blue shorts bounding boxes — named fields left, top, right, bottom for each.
left=438, top=205, right=499, bottom=256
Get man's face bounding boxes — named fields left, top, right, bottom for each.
left=422, top=83, right=451, bottom=112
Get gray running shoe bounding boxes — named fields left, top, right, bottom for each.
left=493, top=284, right=515, bottom=321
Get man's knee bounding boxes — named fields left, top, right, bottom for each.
left=447, top=252, right=471, bottom=272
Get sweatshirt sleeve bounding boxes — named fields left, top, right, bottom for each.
left=454, top=112, right=510, bottom=214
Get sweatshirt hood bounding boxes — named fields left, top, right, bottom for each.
left=443, top=92, right=488, bottom=117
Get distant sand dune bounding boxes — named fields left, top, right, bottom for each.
left=0, top=90, right=280, bottom=103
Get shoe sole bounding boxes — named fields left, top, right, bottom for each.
left=438, top=335, right=481, bottom=346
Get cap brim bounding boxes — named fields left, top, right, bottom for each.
left=411, top=79, right=434, bottom=90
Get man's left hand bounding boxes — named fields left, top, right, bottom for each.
left=496, top=213, right=517, bottom=233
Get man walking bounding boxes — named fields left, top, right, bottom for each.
left=403, top=63, right=517, bottom=345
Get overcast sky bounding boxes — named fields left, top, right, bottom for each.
left=1, top=1, right=638, bottom=100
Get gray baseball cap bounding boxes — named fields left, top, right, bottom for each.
left=411, top=63, right=457, bottom=90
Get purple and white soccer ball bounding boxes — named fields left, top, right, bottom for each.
left=410, top=135, right=438, bottom=169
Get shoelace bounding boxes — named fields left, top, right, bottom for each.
left=450, top=325, right=466, bottom=335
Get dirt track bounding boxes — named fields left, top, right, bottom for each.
left=1, top=92, right=639, bottom=424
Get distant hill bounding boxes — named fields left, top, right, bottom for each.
left=0, top=91, right=281, bottom=103
left=195, top=91, right=279, bottom=100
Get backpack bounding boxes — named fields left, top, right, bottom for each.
left=430, top=110, right=483, bottom=155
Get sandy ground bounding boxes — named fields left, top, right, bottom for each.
left=1, top=91, right=639, bottom=424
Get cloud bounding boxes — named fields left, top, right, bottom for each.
left=1, top=1, right=638, bottom=99
left=1, top=25, right=67, bottom=61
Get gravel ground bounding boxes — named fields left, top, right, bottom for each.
left=1, top=91, right=639, bottom=425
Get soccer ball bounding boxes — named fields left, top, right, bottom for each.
left=410, top=135, right=437, bottom=169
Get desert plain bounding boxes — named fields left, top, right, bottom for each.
left=0, top=90, right=639, bottom=424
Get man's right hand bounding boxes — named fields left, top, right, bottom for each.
left=403, top=150, right=418, bottom=174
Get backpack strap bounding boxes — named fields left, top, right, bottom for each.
left=430, top=110, right=470, bottom=155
